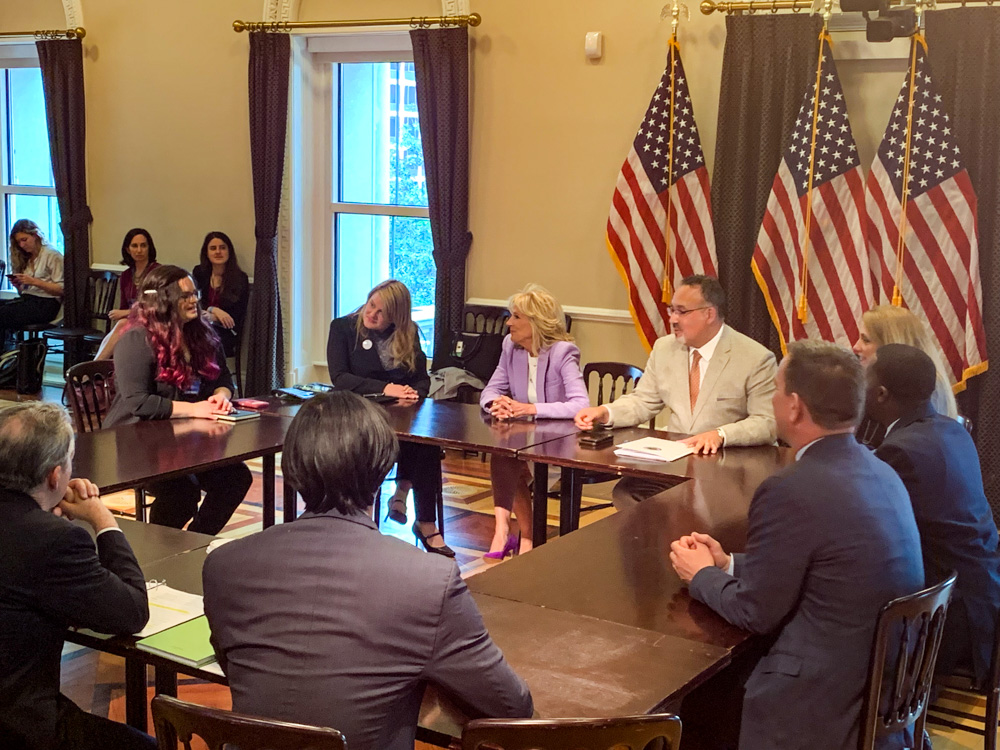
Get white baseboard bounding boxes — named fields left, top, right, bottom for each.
left=465, top=297, right=633, bottom=325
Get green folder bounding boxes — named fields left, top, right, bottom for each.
left=136, top=615, right=216, bottom=668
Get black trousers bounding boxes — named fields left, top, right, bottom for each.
left=148, top=463, right=252, bottom=535
left=396, top=442, right=442, bottom=524
left=56, top=695, right=157, bottom=750
left=0, top=295, right=60, bottom=347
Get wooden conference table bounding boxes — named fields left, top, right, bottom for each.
left=85, top=521, right=732, bottom=741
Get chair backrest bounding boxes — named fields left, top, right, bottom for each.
left=463, top=304, right=510, bottom=334
left=81, top=270, right=120, bottom=333
left=584, top=361, right=643, bottom=406
left=462, top=714, right=682, bottom=750
left=65, top=360, right=116, bottom=433
left=859, top=572, right=957, bottom=749
left=151, top=695, right=346, bottom=750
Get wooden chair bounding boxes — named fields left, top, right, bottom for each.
left=65, top=359, right=152, bottom=522
left=549, top=362, right=645, bottom=514
left=928, top=606, right=1000, bottom=750
left=463, top=304, right=510, bottom=334
left=462, top=714, right=682, bottom=750
left=64, top=360, right=116, bottom=433
left=859, top=572, right=957, bottom=750
left=43, top=270, right=120, bottom=372
left=151, top=695, right=346, bottom=750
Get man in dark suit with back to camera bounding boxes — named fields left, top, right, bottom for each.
left=867, top=343, right=1000, bottom=688
left=670, top=340, right=924, bottom=750
left=203, top=391, right=533, bottom=750
left=0, top=402, right=153, bottom=750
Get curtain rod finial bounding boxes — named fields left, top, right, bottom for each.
left=700, top=0, right=718, bottom=14
left=468, top=12, right=482, bottom=27
left=233, top=20, right=247, bottom=33
left=72, top=27, right=86, bottom=39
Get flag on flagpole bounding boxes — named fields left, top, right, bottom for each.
left=606, top=38, right=717, bottom=351
left=865, top=34, right=987, bottom=390
left=752, top=31, right=872, bottom=353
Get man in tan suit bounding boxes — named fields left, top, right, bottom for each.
left=576, top=275, right=777, bottom=505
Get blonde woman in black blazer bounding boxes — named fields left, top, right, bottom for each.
left=326, top=280, right=453, bottom=557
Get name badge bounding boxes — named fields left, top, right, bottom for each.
left=362, top=339, right=373, bottom=350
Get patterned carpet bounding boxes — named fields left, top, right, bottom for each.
left=67, top=454, right=994, bottom=748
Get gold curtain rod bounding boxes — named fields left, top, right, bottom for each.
left=233, top=14, right=481, bottom=33
left=700, top=0, right=993, bottom=13
left=0, top=27, right=86, bottom=40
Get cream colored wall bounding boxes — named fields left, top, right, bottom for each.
left=6, top=0, right=913, bottom=371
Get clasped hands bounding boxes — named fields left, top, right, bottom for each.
left=488, top=395, right=536, bottom=421
left=383, top=383, right=419, bottom=400
left=52, top=478, right=118, bottom=533
left=669, top=532, right=731, bottom=583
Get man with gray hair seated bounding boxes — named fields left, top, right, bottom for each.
left=0, top=402, right=154, bottom=750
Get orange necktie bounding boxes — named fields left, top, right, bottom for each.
left=689, top=349, right=702, bottom=412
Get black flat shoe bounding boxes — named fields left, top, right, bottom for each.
left=386, top=496, right=407, bottom=525
left=412, top=522, right=456, bottom=558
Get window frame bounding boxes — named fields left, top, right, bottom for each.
left=0, top=47, right=59, bottom=292
left=290, top=31, right=433, bottom=383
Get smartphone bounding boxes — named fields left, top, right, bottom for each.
left=232, top=398, right=270, bottom=409
left=578, top=430, right=614, bottom=449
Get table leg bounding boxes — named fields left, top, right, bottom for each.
left=283, top=482, right=297, bottom=524
left=262, top=452, right=275, bottom=528
left=154, top=667, right=178, bottom=698
left=532, top=462, right=548, bottom=547
left=124, top=658, right=148, bottom=732
left=560, top=466, right=582, bottom=535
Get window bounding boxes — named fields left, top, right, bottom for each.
left=331, top=60, right=435, bottom=354
left=0, top=67, right=62, bottom=275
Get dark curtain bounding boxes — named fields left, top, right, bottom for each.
left=926, top=9, right=1000, bottom=517
left=410, top=27, right=473, bottom=358
left=245, top=32, right=289, bottom=395
left=711, top=14, right=823, bottom=351
left=36, top=39, right=92, bottom=328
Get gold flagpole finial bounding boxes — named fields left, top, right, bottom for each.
left=661, top=2, right=691, bottom=37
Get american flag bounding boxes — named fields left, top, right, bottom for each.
left=865, top=35, right=987, bottom=388
left=752, top=33, right=872, bottom=352
left=606, top=39, right=717, bottom=351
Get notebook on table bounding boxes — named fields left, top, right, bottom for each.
left=136, top=615, right=216, bottom=668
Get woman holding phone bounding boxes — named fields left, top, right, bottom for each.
left=1, top=219, right=63, bottom=347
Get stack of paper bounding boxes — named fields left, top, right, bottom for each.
left=614, top=437, right=694, bottom=463
left=136, top=615, right=216, bottom=668
left=137, top=583, right=204, bottom=637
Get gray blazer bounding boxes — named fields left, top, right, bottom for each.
left=605, top=325, right=777, bottom=445
left=203, top=509, right=532, bottom=750
left=690, top=434, right=924, bottom=750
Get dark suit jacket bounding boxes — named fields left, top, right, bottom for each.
left=203, top=508, right=532, bottom=750
left=876, top=404, right=1000, bottom=685
left=0, top=489, right=148, bottom=750
left=326, top=314, right=430, bottom=397
left=690, top=434, right=924, bottom=750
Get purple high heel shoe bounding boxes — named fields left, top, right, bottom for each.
left=483, top=534, right=519, bottom=561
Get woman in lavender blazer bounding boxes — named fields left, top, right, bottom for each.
left=480, top=285, right=590, bottom=558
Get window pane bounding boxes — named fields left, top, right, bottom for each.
left=7, top=69, right=55, bottom=188
left=337, top=62, right=428, bottom=208
left=6, top=194, right=63, bottom=254
left=335, top=213, right=435, bottom=355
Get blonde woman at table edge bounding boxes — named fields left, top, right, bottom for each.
left=326, top=279, right=454, bottom=558
left=103, top=265, right=251, bottom=535
left=480, top=285, right=590, bottom=559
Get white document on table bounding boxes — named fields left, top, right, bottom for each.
left=135, top=581, right=205, bottom=637
left=614, top=437, right=694, bottom=463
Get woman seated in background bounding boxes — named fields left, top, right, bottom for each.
left=0, top=219, right=64, bottom=348
left=103, top=264, right=252, bottom=534
left=854, top=305, right=958, bottom=418
left=480, top=284, right=590, bottom=558
left=192, top=231, right=249, bottom=358
left=96, top=227, right=160, bottom=360
left=326, top=279, right=453, bottom=557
